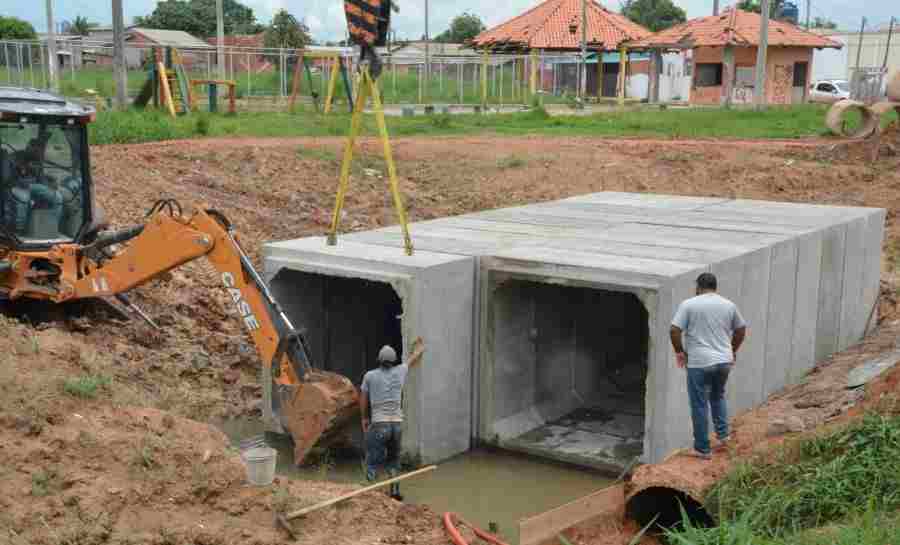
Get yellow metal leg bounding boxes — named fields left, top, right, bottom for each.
left=327, top=73, right=368, bottom=246
left=324, top=55, right=339, bottom=114
left=327, top=67, right=414, bottom=256
left=367, top=71, right=414, bottom=256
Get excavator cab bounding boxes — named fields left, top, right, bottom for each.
left=0, top=87, right=97, bottom=251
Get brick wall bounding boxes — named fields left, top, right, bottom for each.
left=691, top=45, right=813, bottom=105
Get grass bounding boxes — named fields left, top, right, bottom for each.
left=497, top=154, right=528, bottom=169
left=88, top=104, right=836, bottom=146
left=31, top=469, right=61, bottom=497
left=62, top=373, right=112, bottom=399
left=666, top=412, right=900, bottom=545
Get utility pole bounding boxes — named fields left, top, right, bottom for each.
left=45, top=0, right=58, bottom=91
left=216, top=0, right=225, bottom=80
left=884, top=17, right=895, bottom=70
left=112, top=0, right=127, bottom=108
left=580, top=0, right=587, bottom=98
left=714, top=0, right=720, bottom=16
left=424, top=0, right=430, bottom=102
left=753, top=0, right=771, bottom=109
left=805, top=0, right=810, bottom=29
left=854, top=17, right=865, bottom=71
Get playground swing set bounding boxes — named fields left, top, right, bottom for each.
left=287, top=50, right=355, bottom=114
left=132, top=46, right=354, bottom=118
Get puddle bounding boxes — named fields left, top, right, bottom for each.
left=214, top=417, right=613, bottom=544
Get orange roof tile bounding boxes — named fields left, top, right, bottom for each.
left=628, top=8, right=841, bottom=49
left=471, top=0, right=651, bottom=51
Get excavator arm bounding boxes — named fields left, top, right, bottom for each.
left=5, top=202, right=358, bottom=464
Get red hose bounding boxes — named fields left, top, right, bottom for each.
left=442, top=512, right=511, bottom=545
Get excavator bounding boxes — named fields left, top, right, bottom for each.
left=0, top=0, right=397, bottom=465
left=0, top=86, right=359, bottom=464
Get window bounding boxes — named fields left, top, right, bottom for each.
left=696, top=63, right=723, bottom=87
left=793, top=62, right=808, bottom=88
left=817, top=83, right=835, bottom=93
left=0, top=123, right=87, bottom=241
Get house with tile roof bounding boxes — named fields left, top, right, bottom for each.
left=470, top=0, right=652, bottom=98
left=628, top=8, right=842, bottom=106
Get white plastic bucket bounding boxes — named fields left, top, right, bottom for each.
left=242, top=446, right=277, bottom=486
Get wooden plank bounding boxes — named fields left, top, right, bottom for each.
left=518, top=484, right=625, bottom=545
left=285, top=465, right=437, bottom=520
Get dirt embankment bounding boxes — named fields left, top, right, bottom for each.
left=2, top=129, right=900, bottom=544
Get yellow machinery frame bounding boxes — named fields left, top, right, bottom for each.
left=327, top=66, right=413, bottom=256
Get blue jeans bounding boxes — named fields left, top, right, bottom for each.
left=687, top=363, right=732, bottom=454
left=365, top=422, right=402, bottom=483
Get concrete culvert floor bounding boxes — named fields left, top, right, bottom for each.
left=269, top=269, right=404, bottom=384
left=490, top=281, right=649, bottom=471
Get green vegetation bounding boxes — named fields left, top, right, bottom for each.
left=87, top=104, right=838, bottom=146
left=667, top=412, right=900, bottom=545
left=497, top=155, right=528, bottom=169
left=0, top=16, right=37, bottom=40
left=63, top=374, right=112, bottom=399
left=31, top=469, right=61, bottom=497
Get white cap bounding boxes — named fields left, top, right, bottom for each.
left=378, top=345, right=397, bottom=364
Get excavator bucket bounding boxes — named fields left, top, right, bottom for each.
left=273, top=370, right=360, bottom=465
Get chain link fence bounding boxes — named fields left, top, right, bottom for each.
left=1, top=39, right=664, bottom=111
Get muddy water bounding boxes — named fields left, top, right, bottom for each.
left=214, top=418, right=613, bottom=544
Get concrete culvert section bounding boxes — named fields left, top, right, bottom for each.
left=486, top=280, right=649, bottom=470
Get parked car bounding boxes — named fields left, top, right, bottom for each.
left=809, top=80, right=851, bottom=104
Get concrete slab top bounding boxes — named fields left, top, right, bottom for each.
left=268, top=193, right=884, bottom=282
left=487, top=245, right=705, bottom=281
left=264, top=237, right=471, bottom=269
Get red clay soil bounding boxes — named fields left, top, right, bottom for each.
left=2, top=132, right=900, bottom=544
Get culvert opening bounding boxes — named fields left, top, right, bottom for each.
left=487, top=279, right=649, bottom=469
left=625, top=486, right=715, bottom=532
left=269, top=269, right=404, bottom=386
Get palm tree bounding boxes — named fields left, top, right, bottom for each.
left=70, top=16, right=93, bottom=37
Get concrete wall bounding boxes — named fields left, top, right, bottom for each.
left=263, top=238, right=476, bottom=463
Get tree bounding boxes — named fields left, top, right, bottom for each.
left=264, top=10, right=311, bottom=50
left=434, top=12, right=485, bottom=43
left=134, top=0, right=262, bottom=37
left=736, top=0, right=784, bottom=18
left=811, top=16, right=838, bottom=29
left=0, top=16, right=37, bottom=40
left=70, top=16, right=95, bottom=36
left=621, top=0, right=686, bottom=32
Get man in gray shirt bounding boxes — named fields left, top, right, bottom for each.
left=670, top=273, right=747, bottom=459
left=360, top=337, right=424, bottom=499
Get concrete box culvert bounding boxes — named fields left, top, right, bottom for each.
left=479, top=270, right=655, bottom=472
left=263, top=237, right=476, bottom=463
left=263, top=193, right=885, bottom=470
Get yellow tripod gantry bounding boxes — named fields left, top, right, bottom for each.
left=327, top=66, right=414, bottom=256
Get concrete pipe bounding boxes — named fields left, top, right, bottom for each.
left=888, top=71, right=900, bottom=102
left=826, top=100, right=880, bottom=139
left=625, top=457, right=721, bottom=531
left=871, top=101, right=900, bottom=120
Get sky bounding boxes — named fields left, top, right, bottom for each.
left=4, top=0, right=896, bottom=41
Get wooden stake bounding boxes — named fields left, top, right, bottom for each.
left=284, top=465, right=436, bottom=520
